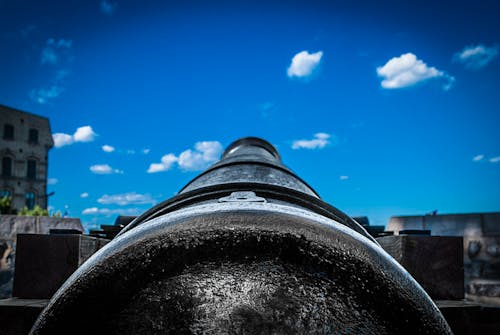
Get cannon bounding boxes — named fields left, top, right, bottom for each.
left=31, top=137, right=451, bottom=334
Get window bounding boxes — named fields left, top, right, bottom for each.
left=27, top=160, right=36, bottom=180
left=3, top=124, right=14, bottom=140
left=25, top=192, right=35, bottom=209
left=28, top=128, right=39, bottom=144
left=2, top=157, right=12, bottom=177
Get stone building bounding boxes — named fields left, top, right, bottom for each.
left=0, top=105, right=53, bottom=211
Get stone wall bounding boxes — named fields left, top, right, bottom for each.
left=0, top=215, right=83, bottom=298
left=387, top=212, right=500, bottom=306
left=0, top=215, right=83, bottom=243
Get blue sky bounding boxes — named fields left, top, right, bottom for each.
left=1, top=0, right=499, bottom=231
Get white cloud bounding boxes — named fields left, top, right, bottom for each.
left=33, top=38, right=73, bottom=104
left=82, top=207, right=99, bottom=215
left=52, top=133, right=74, bottom=148
left=454, top=44, right=499, bottom=70
left=377, top=53, right=453, bottom=90
left=142, top=148, right=151, bottom=154
left=73, top=126, right=96, bottom=142
left=147, top=141, right=223, bottom=173
left=49, top=38, right=73, bottom=49
left=82, top=207, right=140, bottom=216
left=340, top=175, right=349, bottom=180
left=292, top=133, right=331, bottom=150
left=90, top=164, right=123, bottom=174
left=97, top=192, right=156, bottom=206
left=47, top=178, right=58, bottom=185
left=100, top=1, right=118, bottom=15
left=147, top=153, right=178, bottom=173
left=30, top=85, right=65, bottom=104
left=287, top=50, right=323, bottom=78
left=473, top=154, right=484, bottom=162
left=179, top=141, right=223, bottom=171
left=41, top=48, right=58, bottom=65
left=472, top=154, right=500, bottom=163
left=147, top=163, right=168, bottom=173
left=80, top=192, right=89, bottom=198
left=102, top=145, right=115, bottom=153
left=40, top=38, right=73, bottom=65
left=52, top=126, right=97, bottom=148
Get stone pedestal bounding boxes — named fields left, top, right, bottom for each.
left=377, top=235, right=464, bottom=300
left=12, top=234, right=108, bottom=299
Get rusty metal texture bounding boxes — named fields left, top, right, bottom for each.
left=31, top=137, right=451, bottom=334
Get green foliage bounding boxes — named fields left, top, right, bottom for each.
left=18, top=205, right=49, bottom=217
left=0, top=196, right=11, bottom=214
left=52, top=210, right=62, bottom=218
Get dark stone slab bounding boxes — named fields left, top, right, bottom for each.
left=0, top=298, right=48, bottom=335
left=12, top=234, right=108, bottom=299
left=436, top=300, right=500, bottom=335
left=377, top=235, right=464, bottom=300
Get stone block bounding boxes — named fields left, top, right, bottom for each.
left=12, top=234, right=108, bottom=299
left=377, top=235, right=464, bottom=300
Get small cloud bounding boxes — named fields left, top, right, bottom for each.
left=82, top=207, right=99, bottom=215
left=287, top=50, right=323, bottom=78
left=52, top=133, right=74, bottom=148
left=142, top=148, right=151, bottom=154
left=490, top=156, right=500, bottom=163
left=82, top=207, right=140, bottom=216
left=53, top=126, right=97, bottom=148
left=49, top=38, right=73, bottom=49
left=40, top=38, right=73, bottom=65
left=377, top=52, right=454, bottom=90
left=32, top=38, right=73, bottom=104
left=259, top=102, right=276, bottom=118
left=454, top=44, right=499, bottom=70
left=339, top=175, right=349, bottom=180
left=126, top=149, right=136, bottom=155
left=147, top=153, right=178, bottom=173
left=73, top=126, right=96, bottom=142
left=30, top=85, right=65, bottom=104
left=292, top=133, right=331, bottom=150
left=80, top=192, right=89, bottom=198
left=260, top=101, right=276, bottom=112
left=47, top=178, right=58, bottom=185
left=147, top=141, right=223, bottom=173
left=97, top=192, right=156, bottom=206
left=178, top=141, right=223, bottom=171
left=41, top=47, right=58, bottom=65
left=473, top=154, right=484, bottom=162
left=102, top=144, right=115, bottom=153
left=90, top=164, right=123, bottom=174
left=100, top=0, right=118, bottom=15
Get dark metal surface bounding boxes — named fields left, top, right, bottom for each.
left=179, top=137, right=318, bottom=197
left=31, top=137, right=452, bottom=334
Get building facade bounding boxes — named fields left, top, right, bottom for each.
left=0, top=105, right=53, bottom=211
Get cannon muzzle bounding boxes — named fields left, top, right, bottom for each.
left=31, top=137, right=451, bottom=334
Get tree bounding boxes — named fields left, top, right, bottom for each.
left=18, top=205, right=49, bottom=216
left=0, top=196, right=12, bottom=214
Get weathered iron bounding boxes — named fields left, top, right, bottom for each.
left=31, top=137, right=451, bottom=334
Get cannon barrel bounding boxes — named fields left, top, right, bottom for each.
left=32, top=137, right=451, bottom=334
